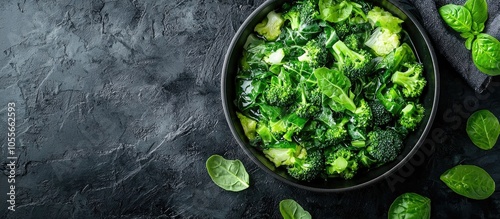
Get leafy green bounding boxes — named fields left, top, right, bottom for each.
left=471, top=33, right=500, bottom=76
left=314, top=67, right=356, bottom=112
left=388, top=193, right=431, bottom=219
left=319, top=0, right=353, bottom=23
left=440, top=165, right=495, bottom=200
left=206, top=155, right=250, bottom=192
left=464, top=0, right=488, bottom=32
left=438, top=4, right=472, bottom=33
left=279, top=199, right=312, bottom=219
left=235, top=0, right=427, bottom=181
left=466, top=109, right=500, bottom=150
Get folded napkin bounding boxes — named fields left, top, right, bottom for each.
left=406, top=0, right=500, bottom=93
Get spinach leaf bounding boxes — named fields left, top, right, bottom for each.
left=314, top=67, right=356, bottom=112
left=388, top=193, right=431, bottom=219
left=319, top=0, right=352, bottom=23
left=279, top=199, right=312, bottom=219
left=438, top=4, right=472, bottom=33
left=440, top=165, right=495, bottom=200
left=466, top=109, right=500, bottom=149
left=464, top=0, right=488, bottom=32
left=472, top=33, right=500, bottom=76
left=206, top=155, right=250, bottom=192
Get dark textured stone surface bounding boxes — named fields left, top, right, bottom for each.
left=0, top=0, right=498, bottom=218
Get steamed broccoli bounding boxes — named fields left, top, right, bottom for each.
left=281, top=0, right=321, bottom=45
left=269, top=113, right=308, bottom=141
left=287, top=149, right=324, bottom=181
left=365, top=27, right=400, bottom=56
left=263, top=141, right=305, bottom=167
left=294, top=84, right=322, bottom=118
left=298, top=39, right=328, bottom=67
left=236, top=112, right=257, bottom=141
left=318, top=108, right=350, bottom=145
left=350, top=98, right=372, bottom=128
left=265, top=71, right=295, bottom=107
left=254, top=11, right=285, bottom=41
left=332, top=40, right=374, bottom=80
left=398, top=102, right=425, bottom=131
left=366, top=129, right=403, bottom=163
left=367, top=6, right=404, bottom=33
left=391, top=62, right=426, bottom=98
left=325, top=147, right=359, bottom=179
left=368, top=100, right=392, bottom=126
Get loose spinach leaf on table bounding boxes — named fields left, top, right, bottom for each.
left=466, top=109, right=500, bottom=150
left=279, top=199, right=312, bottom=219
left=438, top=4, right=472, bottom=34
left=206, top=155, right=250, bottom=192
left=464, top=0, right=488, bottom=32
left=440, top=165, right=496, bottom=200
left=472, top=34, right=500, bottom=76
left=388, top=193, right=431, bottom=219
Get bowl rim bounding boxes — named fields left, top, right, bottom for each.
left=221, top=0, right=440, bottom=192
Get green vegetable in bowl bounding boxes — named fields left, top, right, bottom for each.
left=279, top=199, right=312, bottom=219
left=235, top=0, right=427, bottom=181
left=466, top=109, right=500, bottom=150
left=206, top=155, right=250, bottom=192
left=388, top=193, right=431, bottom=219
left=440, top=165, right=495, bottom=200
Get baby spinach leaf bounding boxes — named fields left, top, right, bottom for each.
left=206, top=155, right=250, bottom=192
left=319, top=0, right=353, bottom=23
left=472, top=33, right=500, bottom=76
left=314, top=67, right=356, bottom=112
left=464, top=0, right=488, bottom=31
left=438, top=4, right=472, bottom=33
left=440, top=165, right=495, bottom=200
left=279, top=199, right=312, bottom=219
left=466, top=109, right=500, bottom=149
left=388, top=193, right=431, bottom=219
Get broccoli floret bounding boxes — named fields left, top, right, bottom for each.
left=368, top=100, right=392, bottom=126
left=344, top=34, right=364, bottom=51
left=365, top=27, right=400, bottom=56
left=366, top=129, right=403, bottom=163
left=265, top=71, right=295, bottom=106
left=269, top=113, right=308, bottom=142
left=321, top=117, right=350, bottom=146
left=236, top=112, right=257, bottom=141
left=376, top=84, right=405, bottom=115
left=367, top=6, right=404, bottom=33
left=391, top=62, right=427, bottom=98
left=351, top=98, right=372, bottom=128
left=294, top=85, right=321, bottom=118
left=334, top=21, right=351, bottom=39
left=374, top=43, right=417, bottom=72
left=298, top=39, right=328, bottom=68
left=398, top=102, right=425, bottom=131
left=263, top=141, right=305, bottom=167
left=325, top=147, right=359, bottom=179
left=281, top=0, right=321, bottom=45
left=287, top=149, right=324, bottom=181
left=255, top=11, right=285, bottom=41
left=332, top=40, right=374, bottom=80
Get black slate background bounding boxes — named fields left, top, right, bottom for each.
left=0, top=0, right=499, bottom=218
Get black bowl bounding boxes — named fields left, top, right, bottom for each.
left=221, top=0, right=439, bottom=192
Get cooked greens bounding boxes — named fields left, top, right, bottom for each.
left=235, top=0, right=427, bottom=181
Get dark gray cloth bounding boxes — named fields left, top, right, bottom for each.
left=409, top=0, right=500, bottom=93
